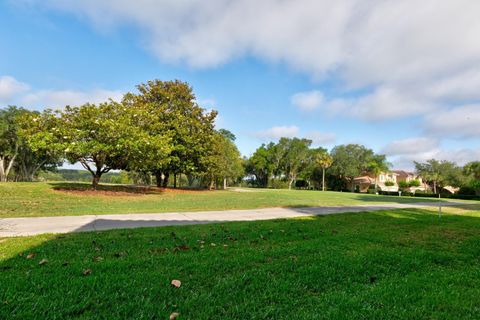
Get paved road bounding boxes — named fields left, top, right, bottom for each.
left=0, top=202, right=460, bottom=237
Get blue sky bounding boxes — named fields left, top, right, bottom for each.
left=1, top=1, right=479, bottom=169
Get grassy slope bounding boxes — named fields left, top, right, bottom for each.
left=0, top=182, right=453, bottom=218
left=1, top=205, right=480, bottom=319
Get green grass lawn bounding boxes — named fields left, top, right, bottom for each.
left=1, top=205, right=480, bottom=319
left=0, top=182, right=456, bottom=218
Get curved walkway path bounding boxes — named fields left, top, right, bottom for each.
left=0, top=201, right=462, bottom=237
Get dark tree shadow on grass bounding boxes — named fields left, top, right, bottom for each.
left=352, top=193, right=475, bottom=204
left=48, top=182, right=208, bottom=195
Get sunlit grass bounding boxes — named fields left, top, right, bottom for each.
left=0, top=181, right=462, bottom=218
left=2, top=206, right=480, bottom=319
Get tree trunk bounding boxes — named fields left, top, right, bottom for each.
left=209, top=177, right=215, bottom=190
left=322, top=167, right=326, bottom=191
left=173, top=173, right=177, bottom=189
left=375, top=176, right=378, bottom=192
left=0, top=153, right=17, bottom=182
left=288, top=178, right=294, bottom=190
left=162, top=172, right=169, bottom=188
left=187, top=174, right=195, bottom=187
left=223, top=177, right=227, bottom=190
left=433, top=180, right=437, bottom=194
left=92, top=173, right=101, bottom=189
left=154, top=171, right=163, bottom=187
left=0, top=157, right=6, bottom=182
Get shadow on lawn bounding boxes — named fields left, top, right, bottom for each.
left=49, top=182, right=206, bottom=195
left=352, top=194, right=480, bottom=211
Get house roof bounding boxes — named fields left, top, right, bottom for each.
left=353, top=176, right=375, bottom=184
left=391, top=170, right=415, bottom=177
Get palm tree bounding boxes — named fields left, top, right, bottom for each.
left=368, top=155, right=390, bottom=192
left=315, top=152, right=333, bottom=191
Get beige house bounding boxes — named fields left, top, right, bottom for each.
left=391, top=170, right=429, bottom=192
left=353, top=172, right=399, bottom=192
left=353, top=170, right=429, bottom=193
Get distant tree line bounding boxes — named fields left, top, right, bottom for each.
left=244, top=140, right=479, bottom=196
left=1, top=78, right=478, bottom=195
left=245, top=141, right=390, bottom=192
left=244, top=139, right=479, bottom=195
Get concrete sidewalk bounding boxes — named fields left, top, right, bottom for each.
left=0, top=202, right=456, bottom=237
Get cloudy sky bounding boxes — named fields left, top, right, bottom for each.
left=1, top=0, right=479, bottom=169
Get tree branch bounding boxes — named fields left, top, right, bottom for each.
left=79, top=159, right=95, bottom=175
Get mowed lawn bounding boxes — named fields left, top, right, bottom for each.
left=1, top=205, right=480, bottom=319
left=0, top=182, right=452, bottom=218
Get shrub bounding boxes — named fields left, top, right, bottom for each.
left=470, top=180, right=480, bottom=196
left=384, top=181, right=395, bottom=187
left=398, top=181, right=409, bottom=189
left=414, top=191, right=438, bottom=198
left=458, top=186, right=476, bottom=196
left=270, top=179, right=290, bottom=189
left=409, top=179, right=421, bottom=187
left=378, top=190, right=401, bottom=196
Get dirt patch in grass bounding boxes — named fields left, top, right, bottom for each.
left=53, top=189, right=150, bottom=197
left=50, top=183, right=211, bottom=197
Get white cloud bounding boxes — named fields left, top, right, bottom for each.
left=0, top=76, right=29, bottom=103
left=0, top=75, right=122, bottom=109
left=438, top=148, right=480, bottom=166
left=255, top=126, right=335, bottom=145
left=296, top=86, right=437, bottom=121
left=383, top=136, right=480, bottom=169
left=33, top=1, right=480, bottom=82
left=255, top=125, right=299, bottom=140
left=424, top=104, right=480, bottom=138
left=331, top=87, right=437, bottom=120
left=24, top=0, right=480, bottom=125
left=305, top=131, right=336, bottom=146
left=382, top=137, right=439, bottom=156
left=425, top=69, right=480, bottom=102
left=291, top=90, right=324, bottom=111
left=390, top=147, right=480, bottom=170
left=21, top=89, right=123, bottom=108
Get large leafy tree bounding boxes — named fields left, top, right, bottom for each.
left=27, top=102, right=171, bottom=188
left=204, top=130, right=244, bottom=189
left=463, top=161, right=480, bottom=195
left=414, top=159, right=461, bottom=194
left=276, top=137, right=312, bottom=190
left=329, top=144, right=375, bottom=191
left=464, top=161, right=480, bottom=195
left=0, top=106, right=23, bottom=181
left=124, top=79, right=217, bottom=188
left=464, top=161, right=480, bottom=180
left=246, top=143, right=275, bottom=187
left=1, top=106, right=61, bottom=182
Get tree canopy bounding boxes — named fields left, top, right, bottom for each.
left=123, top=79, right=217, bottom=188
left=414, top=159, right=462, bottom=194
left=329, top=144, right=376, bottom=191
